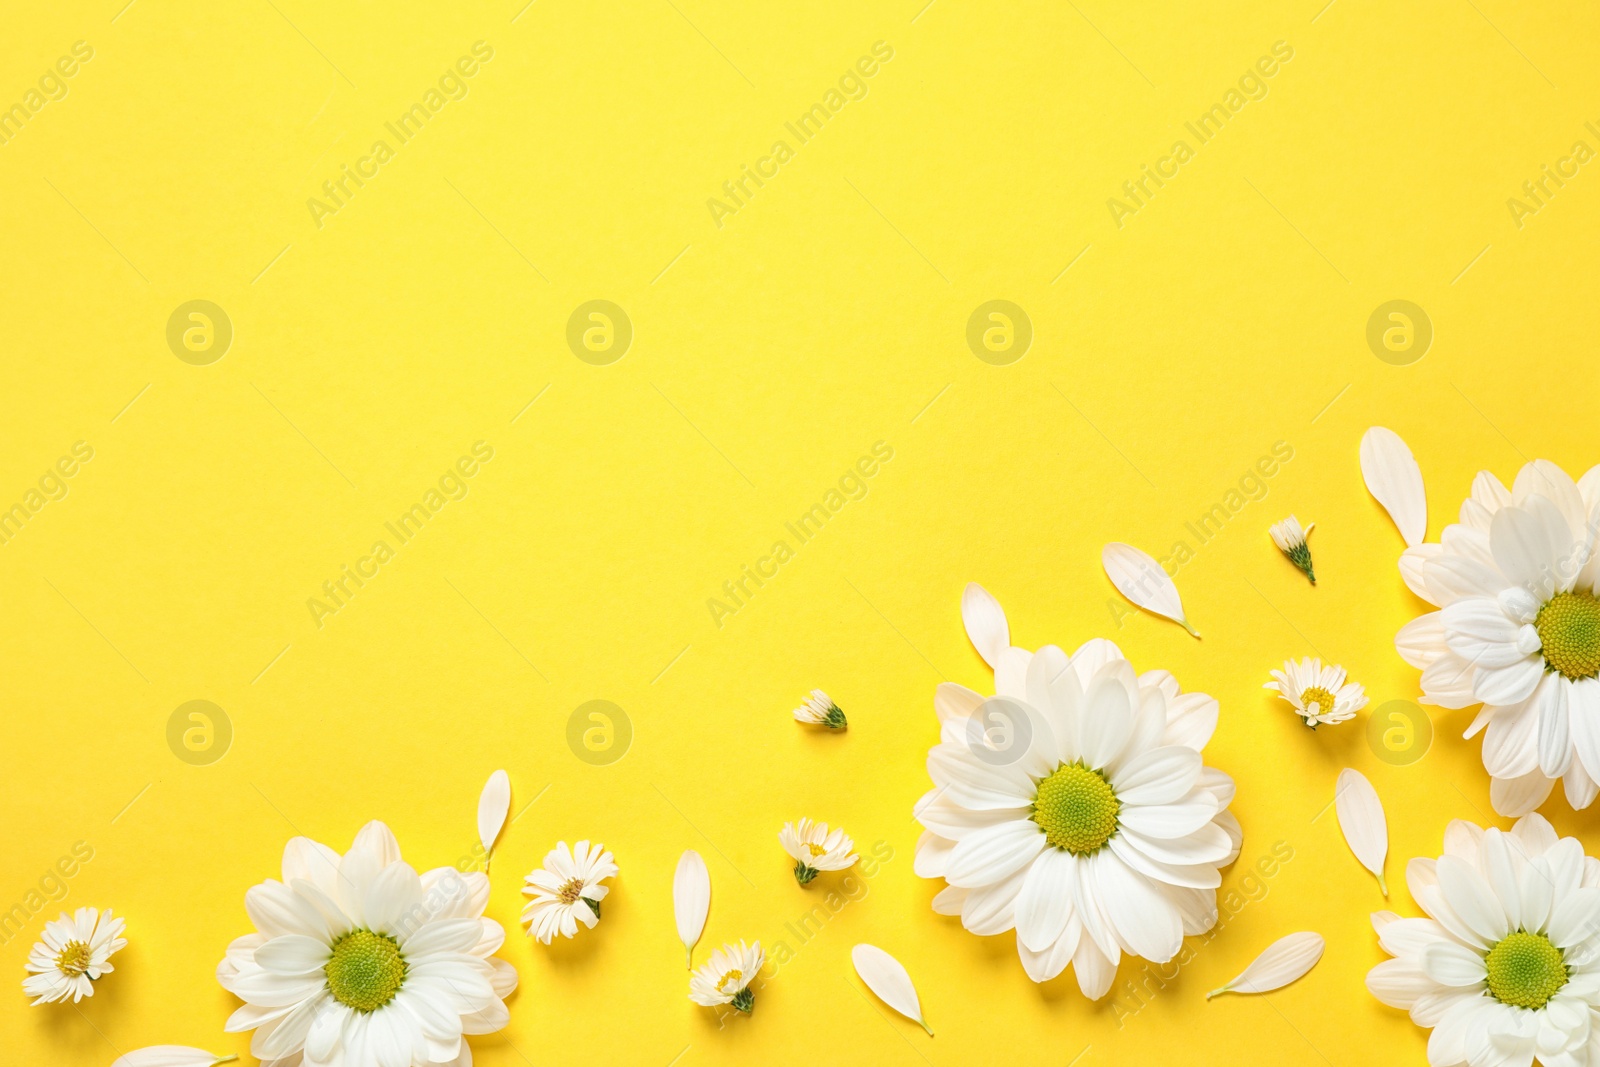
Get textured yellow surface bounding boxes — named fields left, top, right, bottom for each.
left=4, top=1, right=1600, bottom=1064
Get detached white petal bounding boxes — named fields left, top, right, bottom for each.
left=1102, top=543, right=1199, bottom=638
left=477, top=769, right=511, bottom=866
left=852, top=944, right=933, bottom=1036
left=1207, top=932, right=1325, bottom=998
left=112, top=1050, right=237, bottom=1067
left=1360, top=427, right=1427, bottom=547
left=674, top=850, right=710, bottom=968
left=1335, top=768, right=1389, bottom=896
left=961, top=583, right=1010, bottom=668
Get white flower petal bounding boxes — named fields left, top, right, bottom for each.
left=1335, top=769, right=1390, bottom=896
left=1102, top=543, right=1198, bottom=638
left=673, top=850, right=710, bottom=968
left=1208, top=932, right=1324, bottom=998
left=1491, top=769, right=1555, bottom=817
left=945, top=820, right=1045, bottom=889
left=476, top=770, right=511, bottom=861
left=1420, top=940, right=1488, bottom=987
left=961, top=583, right=1010, bottom=669
left=1361, top=426, right=1427, bottom=547
left=852, top=944, right=932, bottom=1035
left=1014, top=848, right=1075, bottom=952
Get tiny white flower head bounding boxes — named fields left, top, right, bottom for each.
left=779, top=819, right=858, bottom=885
left=1265, top=657, right=1367, bottom=728
left=23, top=907, right=127, bottom=1005
left=689, top=940, right=764, bottom=1014
left=521, top=840, right=619, bottom=945
left=1268, top=515, right=1316, bottom=584
left=793, top=689, right=847, bottom=730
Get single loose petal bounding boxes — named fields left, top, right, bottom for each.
left=477, top=770, right=511, bottom=866
left=852, top=944, right=933, bottom=1036
left=1336, top=768, right=1390, bottom=896
left=961, top=583, right=1010, bottom=668
left=1360, top=427, right=1427, bottom=547
left=674, top=850, right=710, bottom=968
left=1207, top=932, right=1325, bottom=998
left=111, top=1048, right=238, bottom=1067
left=1102, top=543, right=1199, bottom=638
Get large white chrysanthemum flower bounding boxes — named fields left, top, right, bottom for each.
left=1367, top=813, right=1600, bottom=1066
left=22, top=907, right=127, bottom=1005
left=520, top=839, right=618, bottom=945
left=218, top=821, right=517, bottom=1067
left=1394, top=460, right=1600, bottom=816
left=915, top=585, right=1241, bottom=998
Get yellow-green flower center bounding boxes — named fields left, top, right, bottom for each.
left=716, top=968, right=744, bottom=993
left=54, top=940, right=91, bottom=978
left=325, top=930, right=406, bottom=1013
left=1300, top=685, right=1336, bottom=718
left=1537, top=591, right=1600, bottom=681
left=1484, top=931, right=1568, bottom=1010
left=1031, top=762, right=1120, bottom=855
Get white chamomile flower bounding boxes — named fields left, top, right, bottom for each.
left=1269, top=515, right=1316, bottom=584
left=217, top=821, right=517, bottom=1067
left=1393, top=459, right=1600, bottom=816
left=779, top=819, right=857, bottom=886
left=23, top=907, right=126, bottom=1005
left=1265, top=657, right=1368, bottom=728
left=1367, top=813, right=1600, bottom=1066
left=521, top=840, right=618, bottom=945
left=793, top=688, right=847, bottom=730
left=917, top=586, right=1241, bottom=999
left=689, top=940, right=764, bottom=1015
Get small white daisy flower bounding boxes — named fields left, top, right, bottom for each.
left=779, top=819, right=858, bottom=885
left=1266, top=657, right=1367, bottom=728
left=521, top=839, right=618, bottom=944
left=1269, top=515, right=1316, bottom=584
left=689, top=940, right=764, bottom=1015
left=23, top=907, right=127, bottom=1005
left=792, top=688, right=847, bottom=730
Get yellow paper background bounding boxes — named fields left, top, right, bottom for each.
left=4, top=1, right=1600, bottom=1063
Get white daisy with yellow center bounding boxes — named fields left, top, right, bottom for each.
left=1265, top=657, right=1368, bottom=728
left=23, top=907, right=126, bottom=1005
left=217, top=821, right=517, bottom=1067
left=1394, top=460, right=1600, bottom=815
left=689, top=941, right=764, bottom=1015
left=778, top=819, right=857, bottom=885
left=521, top=840, right=618, bottom=945
left=1367, top=813, right=1600, bottom=1065
left=916, top=585, right=1241, bottom=998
